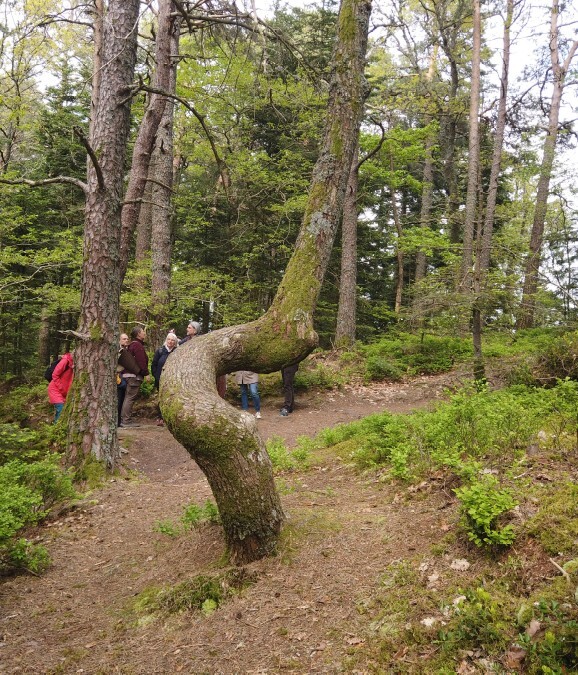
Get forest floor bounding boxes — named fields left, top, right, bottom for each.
left=1, top=367, right=518, bottom=674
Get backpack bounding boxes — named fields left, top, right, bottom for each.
left=44, top=358, right=62, bottom=383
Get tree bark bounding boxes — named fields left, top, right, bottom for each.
left=119, top=0, right=177, bottom=281
left=65, top=0, right=140, bottom=467
left=459, top=0, right=481, bottom=292
left=472, top=0, right=513, bottom=380
left=389, top=157, right=404, bottom=314
left=150, top=24, right=180, bottom=349
left=517, top=0, right=578, bottom=328
left=161, top=0, right=372, bottom=564
left=335, top=142, right=359, bottom=347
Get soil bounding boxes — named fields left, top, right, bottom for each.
left=0, top=370, right=476, bottom=674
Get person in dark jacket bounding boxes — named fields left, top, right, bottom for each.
left=151, top=332, right=178, bottom=426
left=120, top=326, right=149, bottom=427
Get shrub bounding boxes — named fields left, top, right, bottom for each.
left=454, top=476, right=517, bottom=547
left=266, top=436, right=310, bottom=471
left=0, top=455, right=76, bottom=574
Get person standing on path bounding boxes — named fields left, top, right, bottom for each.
left=116, top=333, right=129, bottom=427
left=151, top=332, right=178, bottom=426
left=48, top=351, right=74, bottom=423
left=280, top=363, right=299, bottom=416
left=120, top=326, right=149, bottom=427
left=178, top=320, right=201, bottom=345
left=235, top=371, right=261, bottom=418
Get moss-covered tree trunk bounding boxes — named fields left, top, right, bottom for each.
left=65, top=0, right=140, bottom=466
left=161, top=0, right=372, bottom=564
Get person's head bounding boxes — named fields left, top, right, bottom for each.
left=119, top=333, right=129, bottom=347
left=165, top=332, right=178, bottom=350
left=186, top=321, right=201, bottom=337
left=130, top=325, right=146, bottom=342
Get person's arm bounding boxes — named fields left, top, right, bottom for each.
left=129, top=342, right=149, bottom=376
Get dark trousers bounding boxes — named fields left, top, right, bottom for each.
left=282, top=364, right=299, bottom=412
left=121, top=377, right=142, bottom=424
left=117, top=377, right=127, bottom=426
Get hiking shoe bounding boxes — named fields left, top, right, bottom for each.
left=155, top=419, right=165, bottom=427
left=255, top=412, right=262, bottom=419
left=280, top=408, right=289, bottom=417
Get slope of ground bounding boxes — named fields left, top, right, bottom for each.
left=0, top=370, right=489, bottom=674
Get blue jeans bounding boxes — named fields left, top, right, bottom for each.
left=240, top=383, right=260, bottom=412
left=54, top=402, right=64, bottom=423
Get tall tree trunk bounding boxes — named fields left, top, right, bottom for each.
left=161, top=0, right=372, bottom=564
left=150, top=24, right=180, bottom=349
left=65, top=0, right=140, bottom=467
left=389, top=157, right=404, bottom=314
left=38, top=307, right=50, bottom=367
left=517, top=0, right=578, bottom=328
left=435, top=3, right=463, bottom=245
left=134, top=181, right=153, bottom=325
left=335, top=142, right=359, bottom=347
left=459, top=0, right=481, bottom=291
left=472, top=0, right=513, bottom=380
left=119, top=0, right=176, bottom=281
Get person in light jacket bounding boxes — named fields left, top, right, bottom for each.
left=235, top=371, right=261, bottom=419
left=48, top=351, right=74, bottom=423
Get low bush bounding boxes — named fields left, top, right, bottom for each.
left=0, top=455, right=76, bottom=574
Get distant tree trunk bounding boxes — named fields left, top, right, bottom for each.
left=38, top=307, right=50, bottom=367
left=459, top=0, right=481, bottom=292
left=134, top=181, right=153, bottom=325
left=389, top=156, right=404, bottom=313
left=135, top=182, right=153, bottom=262
left=436, top=9, right=461, bottom=245
left=161, top=0, right=372, bottom=564
left=335, top=141, right=359, bottom=347
left=65, top=0, right=140, bottom=467
left=517, top=0, right=578, bottom=328
left=415, top=47, right=437, bottom=285
left=119, top=0, right=176, bottom=281
left=150, top=24, right=180, bottom=349
left=472, top=0, right=513, bottom=380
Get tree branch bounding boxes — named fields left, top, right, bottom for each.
left=138, top=83, right=230, bottom=192
left=0, top=176, right=87, bottom=192
left=73, top=126, right=105, bottom=190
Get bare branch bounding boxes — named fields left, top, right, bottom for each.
left=0, top=176, right=87, bottom=192
left=73, top=126, right=105, bottom=190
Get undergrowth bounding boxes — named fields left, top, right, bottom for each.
left=153, top=499, right=220, bottom=537
left=133, top=567, right=257, bottom=619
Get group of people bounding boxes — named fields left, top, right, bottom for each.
left=48, top=319, right=299, bottom=425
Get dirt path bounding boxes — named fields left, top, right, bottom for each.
left=0, top=371, right=467, bottom=674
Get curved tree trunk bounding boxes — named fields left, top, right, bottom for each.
left=65, top=0, right=140, bottom=466
left=161, top=0, right=372, bottom=564
left=335, top=142, right=359, bottom=347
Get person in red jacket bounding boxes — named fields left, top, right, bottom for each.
left=47, top=351, right=74, bottom=423
left=120, top=325, right=149, bottom=427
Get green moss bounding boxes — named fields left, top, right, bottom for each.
left=132, top=568, right=257, bottom=619
left=526, top=483, right=578, bottom=555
